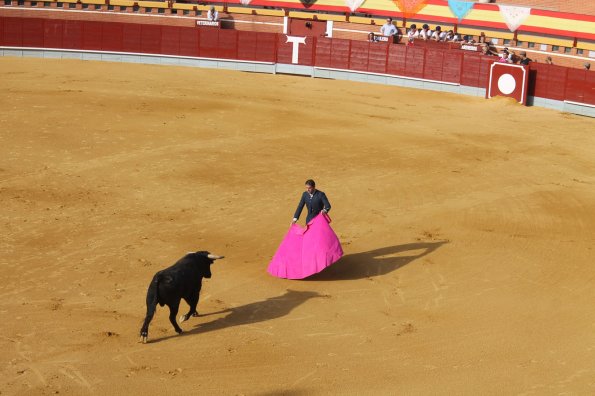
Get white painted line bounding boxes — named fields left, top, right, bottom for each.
left=334, top=28, right=371, bottom=35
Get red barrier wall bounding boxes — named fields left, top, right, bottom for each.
left=122, top=23, right=140, bottom=53
left=565, top=68, right=588, bottom=103
left=424, top=48, right=444, bottom=81
left=1, top=16, right=593, bottom=106
left=460, top=53, right=496, bottom=88
left=442, top=51, right=463, bottom=83
left=314, top=37, right=332, bottom=68
left=160, top=25, right=179, bottom=56
left=330, top=38, right=350, bottom=70
left=386, top=45, right=406, bottom=76
left=255, top=32, right=277, bottom=63
left=22, top=18, right=43, bottom=48
left=179, top=27, right=199, bottom=57
left=83, top=21, right=102, bottom=51
left=349, top=40, right=369, bottom=73
left=3, top=16, right=22, bottom=46
left=368, top=42, right=388, bottom=74
left=586, top=72, right=595, bottom=105
left=546, top=65, right=569, bottom=101
left=405, top=46, right=425, bottom=79
left=102, top=22, right=123, bottom=53
left=44, top=19, right=63, bottom=49
left=199, top=28, right=218, bottom=58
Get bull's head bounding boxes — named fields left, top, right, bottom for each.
left=194, top=251, right=224, bottom=279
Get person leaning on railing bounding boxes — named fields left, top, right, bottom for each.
left=406, top=24, right=418, bottom=45
left=518, top=51, right=532, bottom=65
left=419, top=24, right=431, bottom=40
left=480, top=43, right=498, bottom=56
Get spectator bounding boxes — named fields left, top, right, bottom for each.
left=518, top=51, right=532, bottom=65
left=444, top=30, right=454, bottom=41
left=584, top=62, right=591, bottom=70
left=438, top=27, right=448, bottom=42
left=419, top=24, right=431, bottom=40
left=502, top=47, right=513, bottom=62
left=480, top=43, right=497, bottom=56
left=498, top=49, right=513, bottom=63
left=407, top=24, right=418, bottom=44
left=431, top=26, right=442, bottom=41
left=460, top=35, right=475, bottom=44
left=207, top=6, right=218, bottom=22
left=545, top=56, right=553, bottom=65
left=380, top=17, right=397, bottom=37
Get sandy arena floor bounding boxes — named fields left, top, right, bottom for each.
left=1, top=57, right=595, bottom=395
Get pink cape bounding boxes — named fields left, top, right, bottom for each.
left=267, top=213, right=343, bottom=279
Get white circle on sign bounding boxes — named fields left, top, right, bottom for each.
left=497, top=73, right=516, bottom=95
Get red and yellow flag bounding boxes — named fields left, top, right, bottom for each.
left=393, top=0, right=428, bottom=19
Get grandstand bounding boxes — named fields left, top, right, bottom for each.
left=1, top=0, right=594, bottom=114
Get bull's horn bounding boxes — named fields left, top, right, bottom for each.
left=207, top=254, right=224, bottom=260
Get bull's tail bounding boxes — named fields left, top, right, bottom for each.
left=139, top=273, right=161, bottom=344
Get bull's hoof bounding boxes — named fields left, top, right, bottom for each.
left=192, top=312, right=199, bottom=317
left=140, top=336, right=148, bottom=344
left=175, top=328, right=183, bottom=334
left=178, top=314, right=187, bottom=324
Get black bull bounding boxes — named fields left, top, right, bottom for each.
left=140, top=251, right=224, bottom=343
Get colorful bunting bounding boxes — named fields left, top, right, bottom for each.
left=499, top=5, right=531, bottom=32
left=345, top=0, right=366, bottom=13
left=393, top=0, right=428, bottom=20
left=447, top=0, right=474, bottom=22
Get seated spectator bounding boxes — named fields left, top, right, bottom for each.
left=419, top=24, right=431, bottom=40
left=438, top=27, right=448, bottom=42
left=464, top=35, right=476, bottom=44
left=406, top=24, right=418, bottom=44
left=480, top=43, right=497, bottom=56
left=380, top=17, right=398, bottom=37
left=498, top=49, right=513, bottom=63
left=518, top=51, right=531, bottom=65
left=584, top=62, right=591, bottom=70
left=431, top=26, right=442, bottom=41
left=545, top=56, right=553, bottom=65
left=444, top=30, right=454, bottom=42
left=207, top=6, right=218, bottom=22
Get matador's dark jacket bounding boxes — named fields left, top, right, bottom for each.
left=293, top=190, right=331, bottom=224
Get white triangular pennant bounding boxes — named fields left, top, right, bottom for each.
left=345, top=0, right=365, bottom=13
left=499, top=5, right=531, bottom=32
